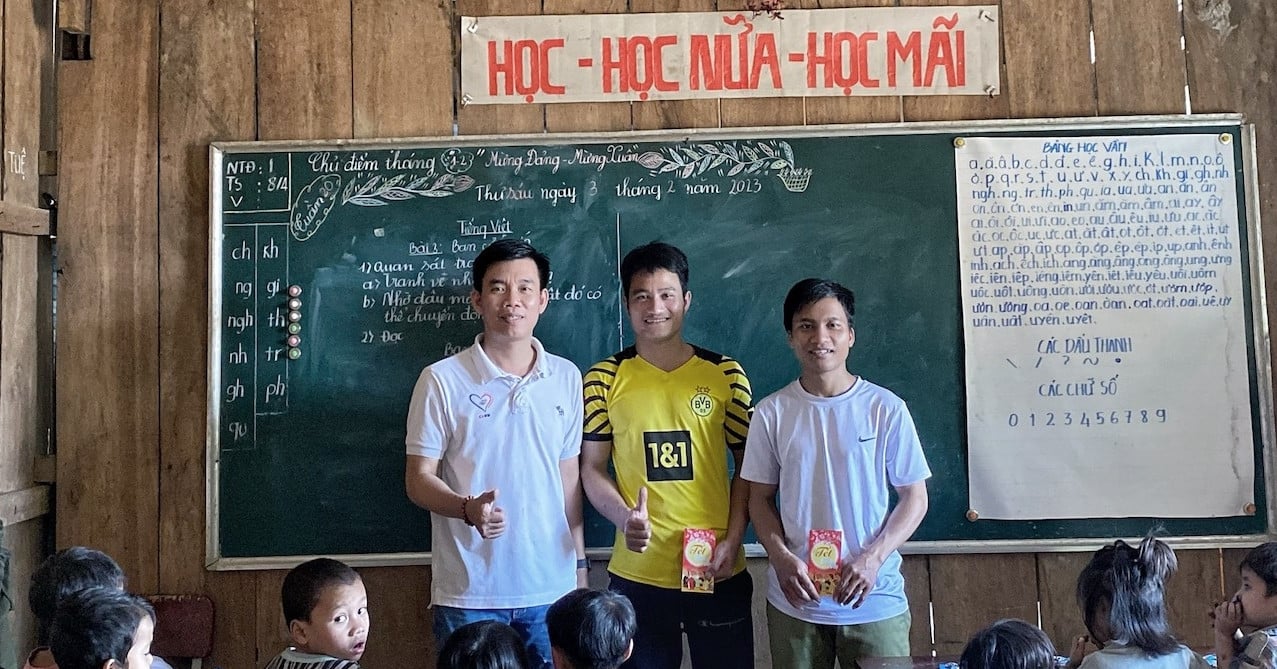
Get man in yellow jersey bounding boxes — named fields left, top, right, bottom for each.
left=582, top=242, right=754, bottom=668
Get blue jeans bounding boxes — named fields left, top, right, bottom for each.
left=610, top=570, right=755, bottom=669
left=433, top=604, right=554, bottom=669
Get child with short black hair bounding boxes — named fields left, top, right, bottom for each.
left=1214, top=542, right=1277, bottom=669
left=437, top=621, right=532, bottom=669
left=25, top=546, right=126, bottom=669
left=49, top=587, right=155, bottom=669
left=961, top=619, right=1057, bottom=669
left=546, top=588, right=636, bottom=669
left=1067, top=537, right=1209, bottom=669
left=264, top=558, right=369, bottom=669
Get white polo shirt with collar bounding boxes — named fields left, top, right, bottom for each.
left=406, top=334, right=583, bottom=609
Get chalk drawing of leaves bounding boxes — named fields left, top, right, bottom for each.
left=637, top=152, right=665, bottom=169
left=358, top=175, right=382, bottom=196
left=341, top=171, right=478, bottom=206
left=637, top=140, right=802, bottom=181
left=341, top=177, right=359, bottom=203
left=781, top=142, right=795, bottom=165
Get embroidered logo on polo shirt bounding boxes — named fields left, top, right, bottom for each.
left=469, top=393, right=493, bottom=411
left=690, top=386, right=714, bottom=418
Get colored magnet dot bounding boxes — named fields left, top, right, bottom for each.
left=288, top=348, right=302, bottom=360
left=953, top=137, right=966, bottom=148
left=288, top=285, right=303, bottom=297
left=288, top=310, right=302, bottom=322
left=287, top=335, right=301, bottom=347
left=965, top=509, right=980, bottom=521
left=287, top=322, right=302, bottom=335
left=287, top=298, right=302, bottom=310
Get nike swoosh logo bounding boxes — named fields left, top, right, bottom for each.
left=858, top=436, right=875, bottom=442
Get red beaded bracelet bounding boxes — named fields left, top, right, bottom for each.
left=461, top=495, right=475, bottom=526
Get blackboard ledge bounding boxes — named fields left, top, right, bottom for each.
left=206, top=543, right=770, bottom=571
left=904, top=534, right=1277, bottom=555
left=205, top=535, right=1277, bottom=570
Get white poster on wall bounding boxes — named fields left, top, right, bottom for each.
left=957, top=134, right=1255, bottom=520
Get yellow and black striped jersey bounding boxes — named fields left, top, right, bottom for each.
left=583, top=345, right=752, bottom=587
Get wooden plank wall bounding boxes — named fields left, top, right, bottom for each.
left=1, top=0, right=54, bottom=659
left=50, top=1, right=1277, bottom=667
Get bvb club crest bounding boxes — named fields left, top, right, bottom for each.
left=690, top=386, right=714, bottom=417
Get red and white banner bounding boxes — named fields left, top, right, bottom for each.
left=460, top=7, right=1000, bottom=105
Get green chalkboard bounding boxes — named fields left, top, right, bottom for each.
left=208, top=117, right=1270, bottom=567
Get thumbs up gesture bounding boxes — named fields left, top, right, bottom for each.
left=465, top=488, right=506, bottom=540
left=624, top=487, right=651, bottom=553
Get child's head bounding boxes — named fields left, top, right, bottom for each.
left=1076, top=536, right=1178, bottom=655
left=280, top=558, right=368, bottom=661
left=1235, top=542, right=1277, bottom=629
left=959, top=619, right=1056, bottom=669
left=546, top=588, right=636, bottom=669
left=49, top=586, right=155, bottom=669
left=30, top=547, right=126, bottom=643
left=437, top=620, right=530, bottom=669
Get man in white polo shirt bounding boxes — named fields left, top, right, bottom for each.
left=742, top=278, right=931, bottom=669
left=405, top=239, right=587, bottom=668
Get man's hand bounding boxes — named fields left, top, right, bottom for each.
left=773, top=549, right=820, bottom=609
left=624, top=487, right=651, bottom=552
left=710, top=536, right=740, bottom=580
left=835, top=552, right=883, bottom=607
left=465, top=488, right=506, bottom=539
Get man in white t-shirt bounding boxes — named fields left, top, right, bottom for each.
left=405, top=239, right=587, bottom=668
left=741, top=278, right=931, bottom=668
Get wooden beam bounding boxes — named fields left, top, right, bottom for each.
left=59, top=0, right=91, bottom=34
left=56, top=0, right=160, bottom=591
left=352, top=0, right=455, bottom=137
left=158, top=0, right=255, bottom=596
left=0, top=484, right=51, bottom=525
left=0, top=201, right=50, bottom=235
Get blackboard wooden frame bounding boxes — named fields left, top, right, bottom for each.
left=206, top=114, right=1274, bottom=570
